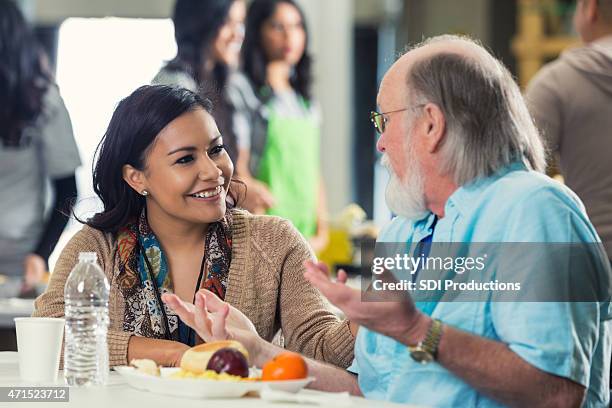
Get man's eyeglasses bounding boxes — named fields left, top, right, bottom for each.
left=370, top=104, right=426, bottom=135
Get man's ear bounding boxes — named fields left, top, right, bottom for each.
left=122, top=164, right=147, bottom=195
left=422, top=103, right=446, bottom=153
left=586, top=0, right=598, bottom=23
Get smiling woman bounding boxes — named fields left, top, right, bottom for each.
left=122, top=108, right=233, bottom=228
left=87, top=86, right=237, bottom=233
left=32, top=85, right=355, bottom=371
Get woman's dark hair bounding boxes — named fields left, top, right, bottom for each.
left=86, top=85, right=241, bottom=233
left=165, top=0, right=239, bottom=162
left=0, top=0, right=50, bottom=147
left=242, top=0, right=312, bottom=101
left=167, top=0, right=234, bottom=86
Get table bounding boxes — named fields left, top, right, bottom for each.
left=0, top=352, right=417, bottom=408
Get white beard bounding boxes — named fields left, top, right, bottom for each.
left=381, top=151, right=428, bottom=220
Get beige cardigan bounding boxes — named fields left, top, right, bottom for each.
left=33, top=209, right=354, bottom=368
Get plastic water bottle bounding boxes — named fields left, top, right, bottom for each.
left=64, top=252, right=110, bottom=386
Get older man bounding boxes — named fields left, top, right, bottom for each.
left=164, top=35, right=611, bottom=407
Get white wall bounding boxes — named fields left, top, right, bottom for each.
left=297, top=0, right=354, bottom=215
left=29, top=0, right=174, bottom=23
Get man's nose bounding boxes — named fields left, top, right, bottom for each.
left=376, top=134, right=386, bottom=153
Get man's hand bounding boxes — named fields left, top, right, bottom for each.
left=22, top=254, right=46, bottom=293
left=162, top=290, right=264, bottom=360
left=303, top=260, right=431, bottom=346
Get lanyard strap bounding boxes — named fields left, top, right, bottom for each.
left=139, top=242, right=207, bottom=344
left=140, top=245, right=172, bottom=340
left=187, top=255, right=207, bottom=345
left=411, top=216, right=438, bottom=283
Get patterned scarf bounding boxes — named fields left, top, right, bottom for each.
left=115, top=209, right=233, bottom=340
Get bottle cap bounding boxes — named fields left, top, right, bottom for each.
left=78, top=252, right=98, bottom=263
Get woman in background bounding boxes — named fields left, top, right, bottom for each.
left=33, top=85, right=354, bottom=369
left=153, top=0, right=246, bottom=165
left=0, top=0, right=80, bottom=297
left=233, top=0, right=328, bottom=252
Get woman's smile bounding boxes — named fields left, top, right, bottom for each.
left=187, top=185, right=225, bottom=202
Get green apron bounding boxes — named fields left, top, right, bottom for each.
left=256, top=100, right=319, bottom=238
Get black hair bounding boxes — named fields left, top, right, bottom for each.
left=167, top=0, right=234, bottom=86
left=165, top=0, right=240, bottom=162
left=86, top=85, right=240, bottom=233
left=242, top=0, right=312, bottom=101
left=0, top=0, right=51, bottom=147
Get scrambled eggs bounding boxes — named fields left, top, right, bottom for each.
left=170, top=369, right=256, bottom=381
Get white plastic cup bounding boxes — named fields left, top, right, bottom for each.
left=14, top=317, right=65, bottom=383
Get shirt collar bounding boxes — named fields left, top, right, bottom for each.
left=393, top=162, right=529, bottom=239
left=445, top=161, right=529, bottom=217
left=591, top=34, right=612, bottom=49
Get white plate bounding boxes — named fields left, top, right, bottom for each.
left=114, top=366, right=314, bottom=399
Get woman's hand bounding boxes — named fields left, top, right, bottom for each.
left=309, top=179, right=330, bottom=253
left=242, top=178, right=275, bottom=214
left=235, top=149, right=275, bottom=214
left=22, top=253, right=47, bottom=293
left=162, top=290, right=263, bottom=359
left=309, top=232, right=329, bottom=254
left=166, top=341, right=190, bottom=367
left=127, top=336, right=189, bottom=367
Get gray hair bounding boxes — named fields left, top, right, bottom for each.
left=405, top=35, right=546, bottom=186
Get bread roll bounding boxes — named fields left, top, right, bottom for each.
left=180, top=340, right=249, bottom=374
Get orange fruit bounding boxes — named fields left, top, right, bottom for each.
left=261, top=352, right=308, bottom=381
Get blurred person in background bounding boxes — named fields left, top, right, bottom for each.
left=526, top=0, right=612, bottom=261
left=153, top=0, right=246, bottom=165
left=0, top=0, right=80, bottom=298
left=526, top=0, right=612, bottom=388
left=233, top=0, right=329, bottom=252
left=33, top=85, right=354, bottom=369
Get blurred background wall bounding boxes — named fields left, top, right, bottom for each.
left=12, top=0, right=578, bottom=267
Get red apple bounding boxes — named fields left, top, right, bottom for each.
left=206, top=348, right=249, bottom=378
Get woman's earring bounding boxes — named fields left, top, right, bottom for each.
left=142, top=190, right=149, bottom=196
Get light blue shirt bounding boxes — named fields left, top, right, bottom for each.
left=349, top=163, right=611, bottom=407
